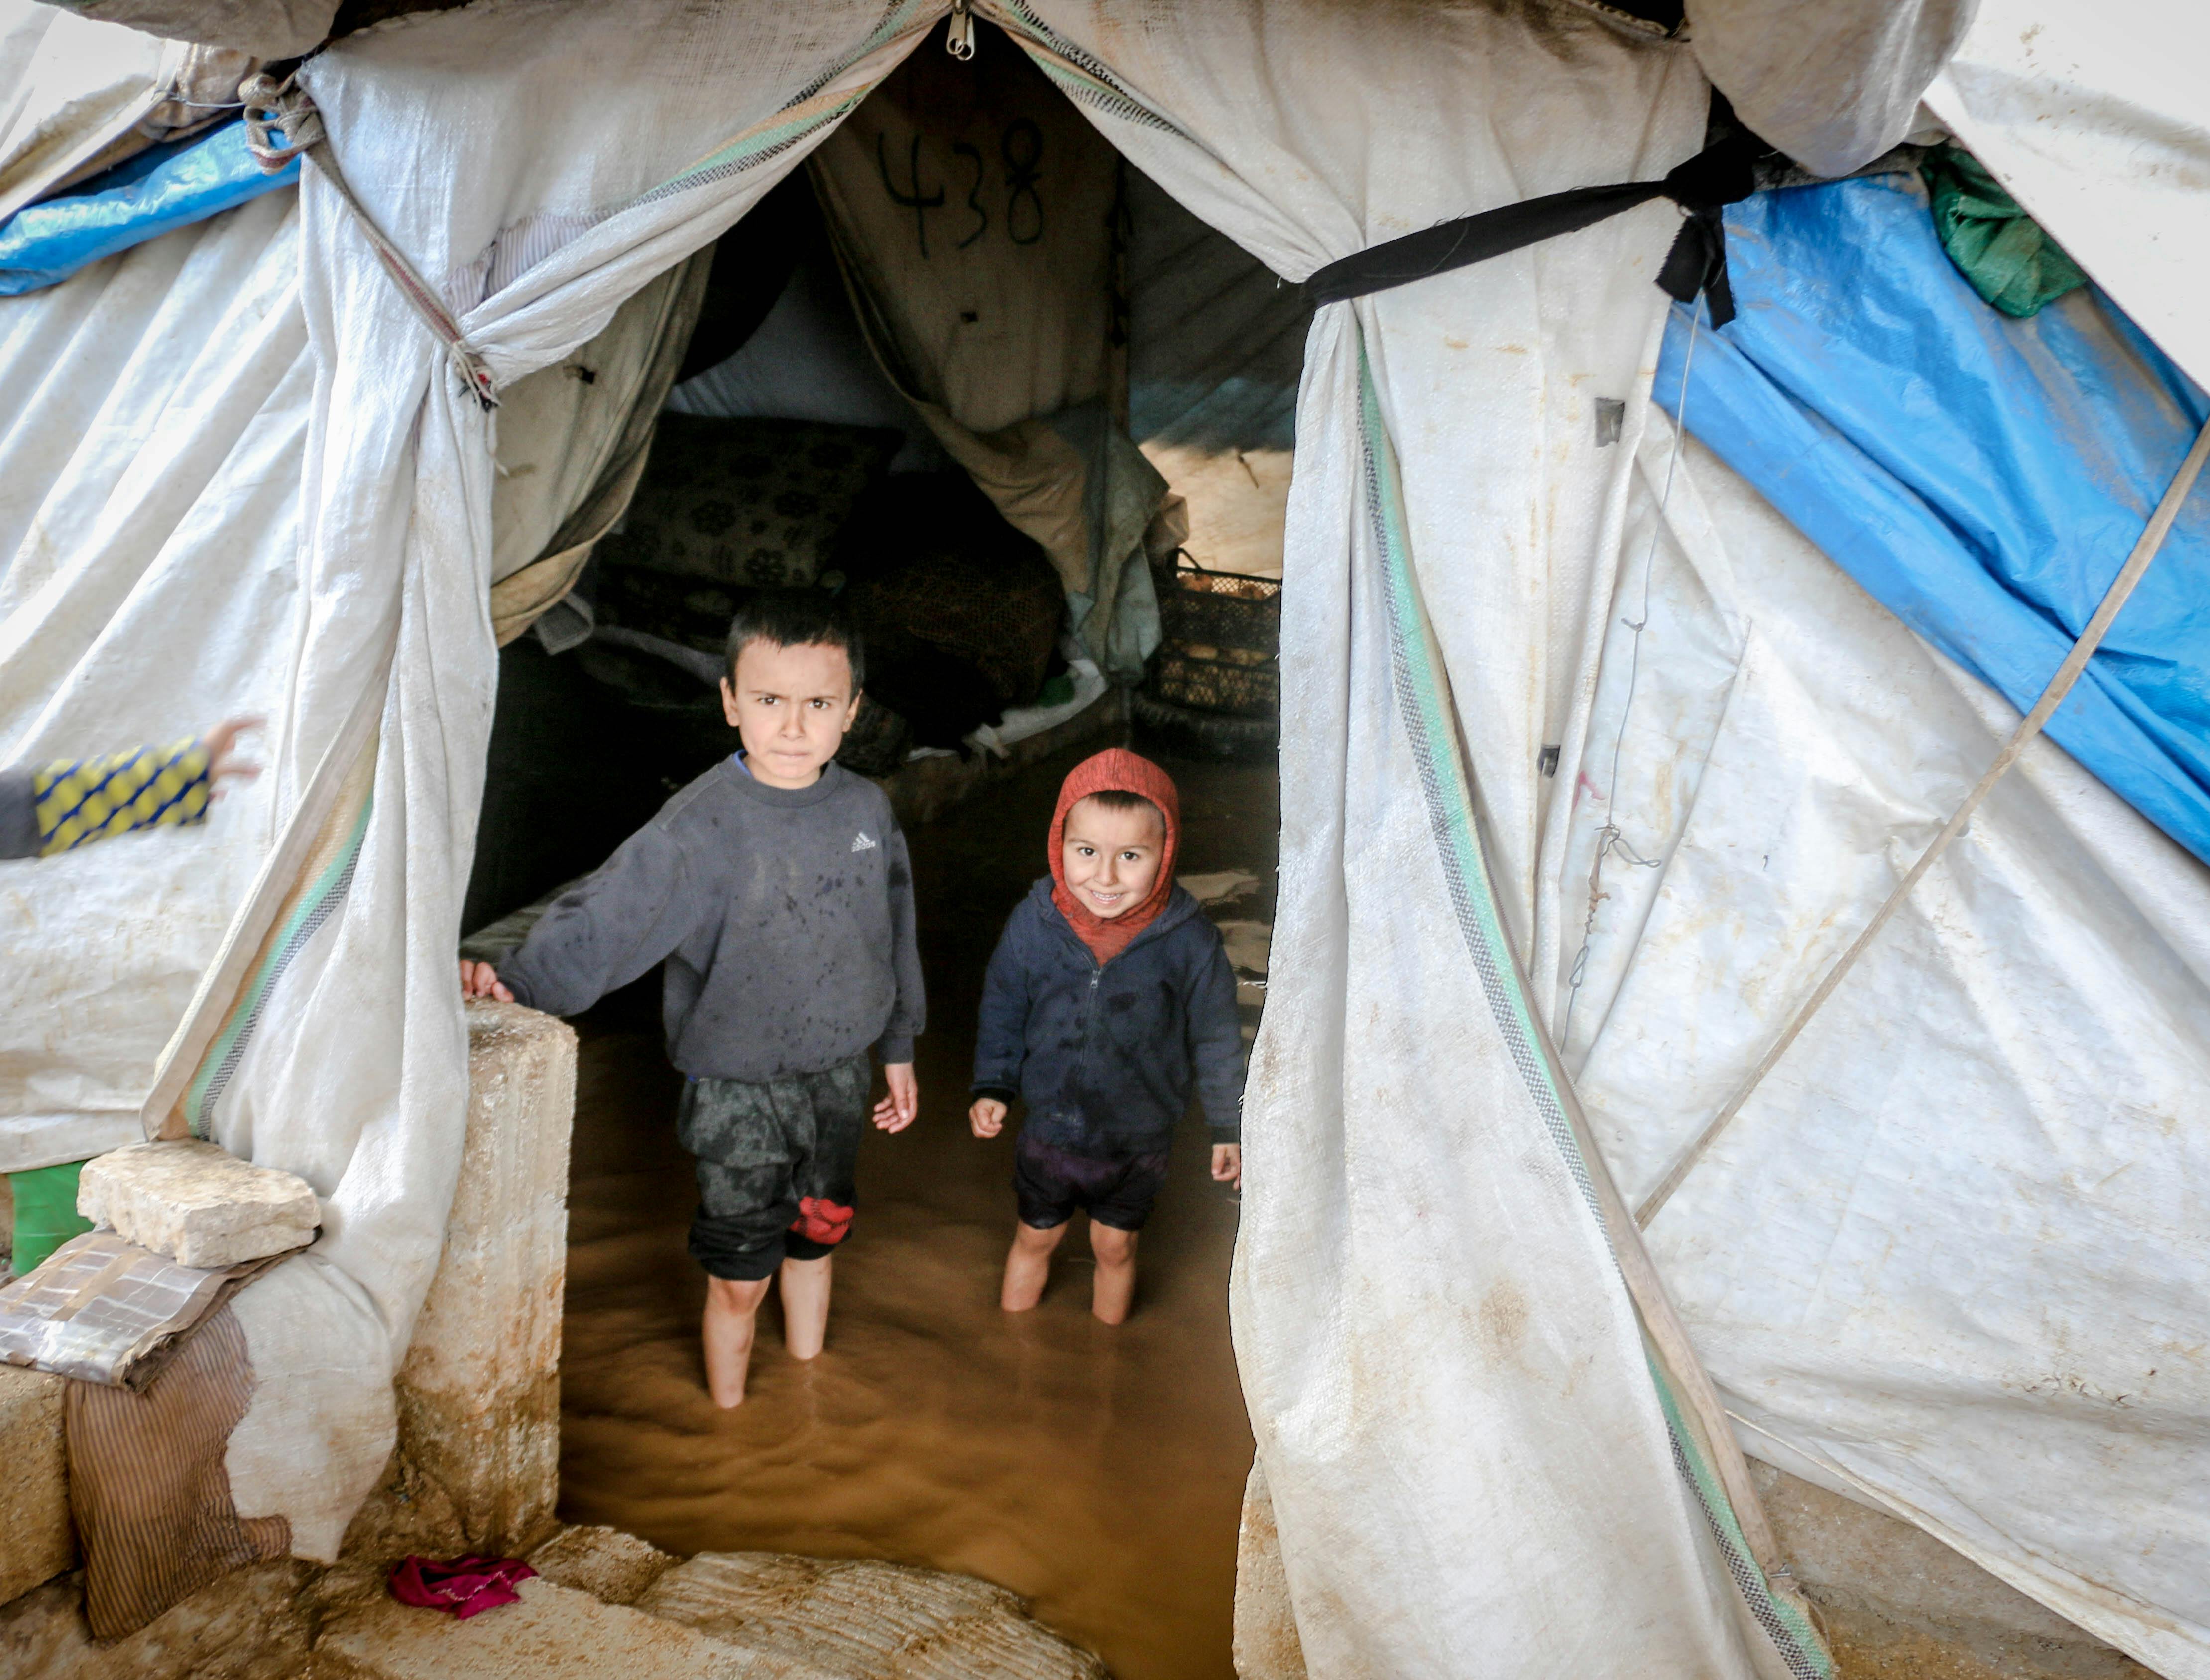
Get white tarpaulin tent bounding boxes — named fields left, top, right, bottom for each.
left=2, top=0, right=2207, bottom=1672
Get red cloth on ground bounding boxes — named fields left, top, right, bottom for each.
left=1048, top=748, right=1181, bottom=966
left=389, top=1554, right=537, bottom=1620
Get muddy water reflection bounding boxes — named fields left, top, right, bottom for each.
left=557, top=741, right=1276, bottom=1680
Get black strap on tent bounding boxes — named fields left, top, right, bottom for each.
left=1306, top=128, right=1768, bottom=326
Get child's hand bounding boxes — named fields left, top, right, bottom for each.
left=1211, top=1143, right=1242, bottom=1192
left=969, top=1098, right=1007, bottom=1139
left=459, top=959, right=513, bottom=1002
left=874, top=1062, right=919, bottom=1133
left=203, top=716, right=264, bottom=800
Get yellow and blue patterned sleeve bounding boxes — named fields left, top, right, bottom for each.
left=27, top=737, right=214, bottom=858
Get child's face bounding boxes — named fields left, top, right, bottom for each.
left=1060, top=797, right=1165, bottom=919
left=720, top=637, right=859, bottom=789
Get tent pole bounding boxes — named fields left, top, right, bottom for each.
left=1637, top=411, right=2210, bottom=1230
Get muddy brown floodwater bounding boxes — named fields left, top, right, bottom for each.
left=555, top=734, right=1276, bottom=1680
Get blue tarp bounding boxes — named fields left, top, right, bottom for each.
left=1659, top=174, right=2210, bottom=865
left=0, top=119, right=297, bottom=296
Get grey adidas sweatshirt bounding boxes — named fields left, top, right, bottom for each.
left=499, top=759, right=924, bottom=1081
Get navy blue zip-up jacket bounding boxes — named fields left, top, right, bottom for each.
left=971, top=877, right=1243, bottom=1156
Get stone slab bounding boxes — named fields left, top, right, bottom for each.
left=528, top=1525, right=679, bottom=1606
left=0, top=1365, right=73, bottom=1606
left=0, top=1561, right=313, bottom=1680
left=639, top=1552, right=1107, bottom=1679
left=345, top=1000, right=577, bottom=1562
left=1231, top=1460, right=1306, bottom=1680
left=1751, top=1461, right=2153, bottom=1680
left=313, top=1577, right=761, bottom=1680
left=75, top=1141, right=317, bottom=1270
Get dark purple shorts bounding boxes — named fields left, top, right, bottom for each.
left=1014, top=1132, right=1172, bottom=1232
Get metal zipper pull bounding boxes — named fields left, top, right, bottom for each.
left=947, top=0, right=976, bottom=60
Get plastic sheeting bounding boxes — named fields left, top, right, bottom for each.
left=10, top=0, right=2203, bottom=1672
left=2, top=0, right=1807, bottom=1667
left=0, top=7, right=165, bottom=219
left=0, top=119, right=298, bottom=295
left=1926, top=0, right=2210, bottom=397
left=1125, top=166, right=1307, bottom=580
left=1004, top=9, right=1814, bottom=1675
left=0, top=187, right=304, bottom=1178
left=486, top=248, right=712, bottom=646
left=0, top=5, right=257, bottom=227
left=50, top=0, right=334, bottom=61
left=140, top=0, right=955, bottom=1572
left=1557, top=402, right=2210, bottom=1678
left=1655, top=175, right=2210, bottom=865
left=1680, top=0, right=1977, bottom=178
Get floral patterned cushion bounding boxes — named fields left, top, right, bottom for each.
left=596, top=415, right=902, bottom=593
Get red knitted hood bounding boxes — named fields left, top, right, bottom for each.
left=1048, top=749, right=1181, bottom=965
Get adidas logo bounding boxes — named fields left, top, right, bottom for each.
left=851, top=831, right=878, bottom=852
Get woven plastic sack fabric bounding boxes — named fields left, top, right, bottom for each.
left=0, top=3, right=165, bottom=219
left=1560, top=401, right=2210, bottom=1679
left=31, top=0, right=2205, bottom=1670
left=138, top=0, right=953, bottom=1568
left=1680, top=0, right=1977, bottom=178
left=0, top=119, right=299, bottom=296
left=1919, top=145, right=2085, bottom=317
left=1927, top=0, right=2210, bottom=394
left=997, top=5, right=1827, bottom=1674
left=0, top=0, right=946, bottom=1562
left=0, top=188, right=303, bottom=1177
left=1658, top=175, right=2210, bottom=865
left=0, top=0, right=1823, bottom=1663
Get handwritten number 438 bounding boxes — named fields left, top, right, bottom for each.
left=877, top=118, right=1045, bottom=257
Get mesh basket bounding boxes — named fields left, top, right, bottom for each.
left=1145, top=557, right=1281, bottom=720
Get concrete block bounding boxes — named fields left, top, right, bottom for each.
left=639, top=1552, right=1108, bottom=1679
left=0, top=1366, right=73, bottom=1606
left=1231, top=1459, right=1306, bottom=1680
left=349, top=1000, right=576, bottom=1563
left=75, top=1142, right=317, bottom=1269
left=312, top=1576, right=759, bottom=1680
left=527, top=1525, right=679, bottom=1606
left=0, top=1561, right=313, bottom=1680
left=1751, top=1460, right=2154, bottom=1680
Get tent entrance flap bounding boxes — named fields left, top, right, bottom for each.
left=807, top=18, right=1164, bottom=680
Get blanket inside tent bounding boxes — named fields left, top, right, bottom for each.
left=2, top=0, right=2208, bottom=1672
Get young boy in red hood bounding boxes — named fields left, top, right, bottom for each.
left=968, top=749, right=1243, bottom=1323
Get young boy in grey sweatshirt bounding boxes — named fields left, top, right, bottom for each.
left=460, top=592, right=923, bottom=1407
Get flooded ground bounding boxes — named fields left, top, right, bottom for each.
left=553, top=732, right=1276, bottom=1680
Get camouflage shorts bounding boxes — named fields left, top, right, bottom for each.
left=676, top=1053, right=871, bottom=1281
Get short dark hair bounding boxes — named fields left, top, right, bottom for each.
left=1072, top=789, right=1164, bottom=829
left=724, top=588, right=864, bottom=690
